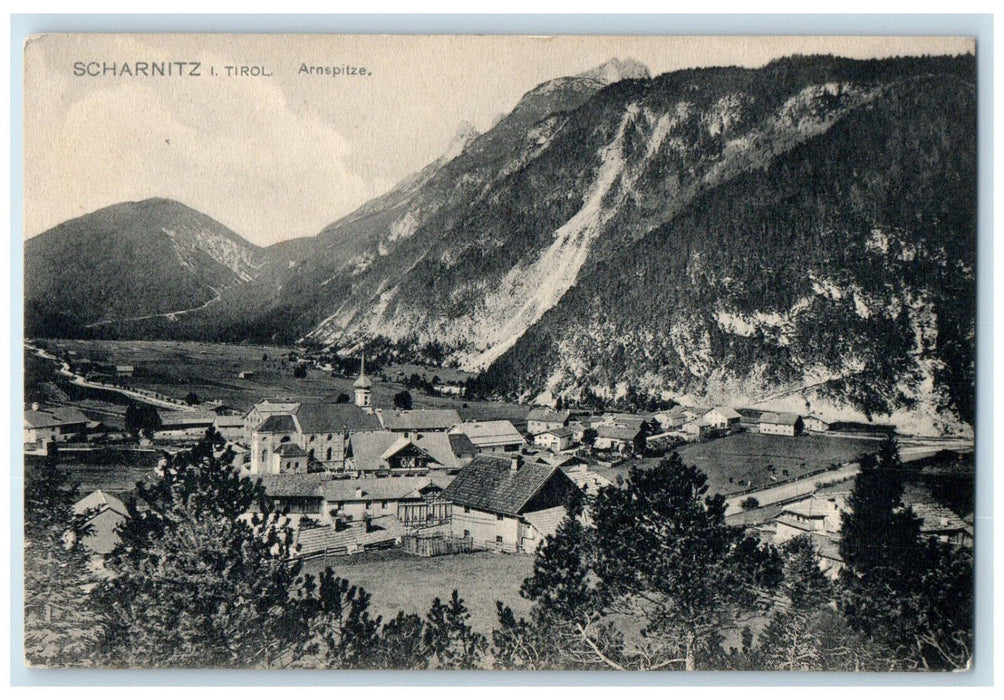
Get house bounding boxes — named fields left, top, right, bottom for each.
left=449, top=420, right=526, bottom=454
left=681, top=419, right=714, bottom=442
left=213, top=414, right=247, bottom=442
left=258, top=473, right=330, bottom=521
left=238, top=370, right=256, bottom=379
left=114, top=365, right=134, bottom=378
left=903, top=484, right=974, bottom=548
left=349, top=430, right=472, bottom=475
left=526, top=408, right=572, bottom=435
left=759, top=412, right=804, bottom=436
left=593, top=424, right=644, bottom=453
left=73, top=490, right=130, bottom=554
left=323, top=476, right=448, bottom=523
left=249, top=402, right=382, bottom=474
left=567, top=416, right=603, bottom=442
left=24, top=405, right=90, bottom=446
left=599, top=412, right=655, bottom=431
left=703, top=406, right=741, bottom=432
left=442, top=454, right=581, bottom=554
left=533, top=427, right=575, bottom=453
left=803, top=415, right=831, bottom=433
left=654, top=406, right=689, bottom=430
left=272, top=443, right=310, bottom=474
left=156, top=410, right=216, bottom=439
left=377, top=408, right=462, bottom=433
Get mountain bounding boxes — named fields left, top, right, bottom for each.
left=24, top=198, right=262, bottom=336
left=24, top=54, right=976, bottom=433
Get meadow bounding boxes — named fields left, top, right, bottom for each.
left=301, top=549, right=535, bottom=635
left=39, top=339, right=529, bottom=423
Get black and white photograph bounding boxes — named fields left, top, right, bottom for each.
left=19, top=32, right=978, bottom=673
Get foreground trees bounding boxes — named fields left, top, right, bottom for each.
left=505, top=455, right=784, bottom=670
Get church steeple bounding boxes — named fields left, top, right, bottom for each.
left=354, top=351, right=373, bottom=409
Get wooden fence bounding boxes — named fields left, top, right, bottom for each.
left=401, top=534, right=478, bottom=557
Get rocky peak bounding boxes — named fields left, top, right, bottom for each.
left=577, top=57, right=651, bottom=84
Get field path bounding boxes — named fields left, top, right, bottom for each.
left=83, top=287, right=222, bottom=328
left=724, top=462, right=860, bottom=516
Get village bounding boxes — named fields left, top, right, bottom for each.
left=23, top=339, right=975, bottom=588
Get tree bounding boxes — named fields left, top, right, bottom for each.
left=184, top=391, right=200, bottom=406
left=838, top=437, right=973, bottom=670
left=581, top=427, right=598, bottom=448
left=515, top=454, right=782, bottom=670
left=88, top=435, right=383, bottom=668
left=423, top=590, right=487, bottom=669
left=393, top=390, right=413, bottom=410
left=335, top=393, right=350, bottom=404
left=24, top=451, right=102, bottom=666
left=293, top=364, right=308, bottom=379
left=124, top=403, right=161, bottom=439
left=740, top=496, right=760, bottom=511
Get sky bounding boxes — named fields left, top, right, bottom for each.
left=23, top=34, right=975, bottom=247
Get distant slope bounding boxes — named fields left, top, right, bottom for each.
left=25, top=198, right=261, bottom=336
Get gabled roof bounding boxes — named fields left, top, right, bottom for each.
left=295, top=403, right=382, bottom=433
left=440, top=455, right=567, bottom=517
left=736, top=407, right=764, bottom=419
left=24, top=406, right=90, bottom=428
left=351, top=430, right=465, bottom=471
left=158, top=410, right=216, bottom=427
left=450, top=420, right=525, bottom=447
left=707, top=406, right=741, bottom=420
left=805, top=414, right=830, bottom=423
left=526, top=408, right=572, bottom=424
left=213, top=415, right=246, bottom=428
left=257, top=414, right=299, bottom=433
left=74, top=489, right=128, bottom=517
left=323, top=476, right=439, bottom=502
left=249, top=399, right=300, bottom=416
left=523, top=506, right=568, bottom=540
left=379, top=409, right=462, bottom=432
left=259, top=473, right=330, bottom=498
left=759, top=411, right=802, bottom=426
left=595, top=424, right=642, bottom=441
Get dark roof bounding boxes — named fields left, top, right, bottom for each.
left=277, top=443, right=307, bottom=458
left=258, top=414, right=298, bottom=433
left=324, top=476, right=440, bottom=502
left=759, top=412, right=802, bottom=426
left=440, top=455, right=564, bottom=517
left=596, top=424, right=642, bottom=441
left=24, top=406, right=90, bottom=428
left=295, top=403, right=381, bottom=433
left=259, top=473, right=330, bottom=498
left=379, top=409, right=462, bottom=431
left=526, top=408, right=572, bottom=424
left=448, top=432, right=478, bottom=456
left=736, top=407, right=765, bottom=419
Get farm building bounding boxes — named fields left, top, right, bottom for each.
left=349, top=430, right=473, bottom=475
left=759, top=412, right=804, bottom=436
left=449, top=420, right=526, bottom=454
left=377, top=408, right=462, bottom=433
left=533, top=427, right=575, bottom=453
left=73, top=489, right=130, bottom=555
left=563, top=462, right=613, bottom=497
left=442, top=454, right=581, bottom=554
left=681, top=419, right=714, bottom=441
left=703, top=407, right=742, bottom=432
left=736, top=407, right=765, bottom=432
left=323, top=475, right=449, bottom=524
left=114, top=365, right=134, bottom=378
left=594, top=424, right=644, bottom=453
left=654, top=406, right=688, bottom=430
left=24, top=405, right=90, bottom=446
left=156, top=410, right=216, bottom=439
left=803, top=415, right=831, bottom=433
left=567, top=416, right=604, bottom=442
left=258, top=473, right=330, bottom=520
left=238, top=370, right=256, bottom=379
left=526, top=408, right=572, bottom=435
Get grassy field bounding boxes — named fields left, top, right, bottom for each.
left=301, top=549, right=534, bottom=635
left=587, top=432, right=881, bottom=497
left=39, top=339, right=529, bottom=422
left=28, top=450, right=159, bottom=500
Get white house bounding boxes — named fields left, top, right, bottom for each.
left=526, top=408, right=572, bottom=436
left=759, top=412, right=804, bottom=436
left=803, top=415, right=831, bottom=433
left=703, top=407, right=742, bottom=432
left=24, top=405, right=91, bottom=446
left=533, top=427, right=575, bottom=453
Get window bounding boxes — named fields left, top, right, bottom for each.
left=326, top=447, right=332, bottom=460
left=496, top=536, right=504, bottom=545
left=310, top=435, right=315, bottom=442
left=463, top=530, right=470, bottom=538
left=381, top=501, right=388, bottom=509
left=496, top=513, right=504, bottom=521
left=463, top=506, right=470, bottom=514
left=327, top=434, right=333, bottom=440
